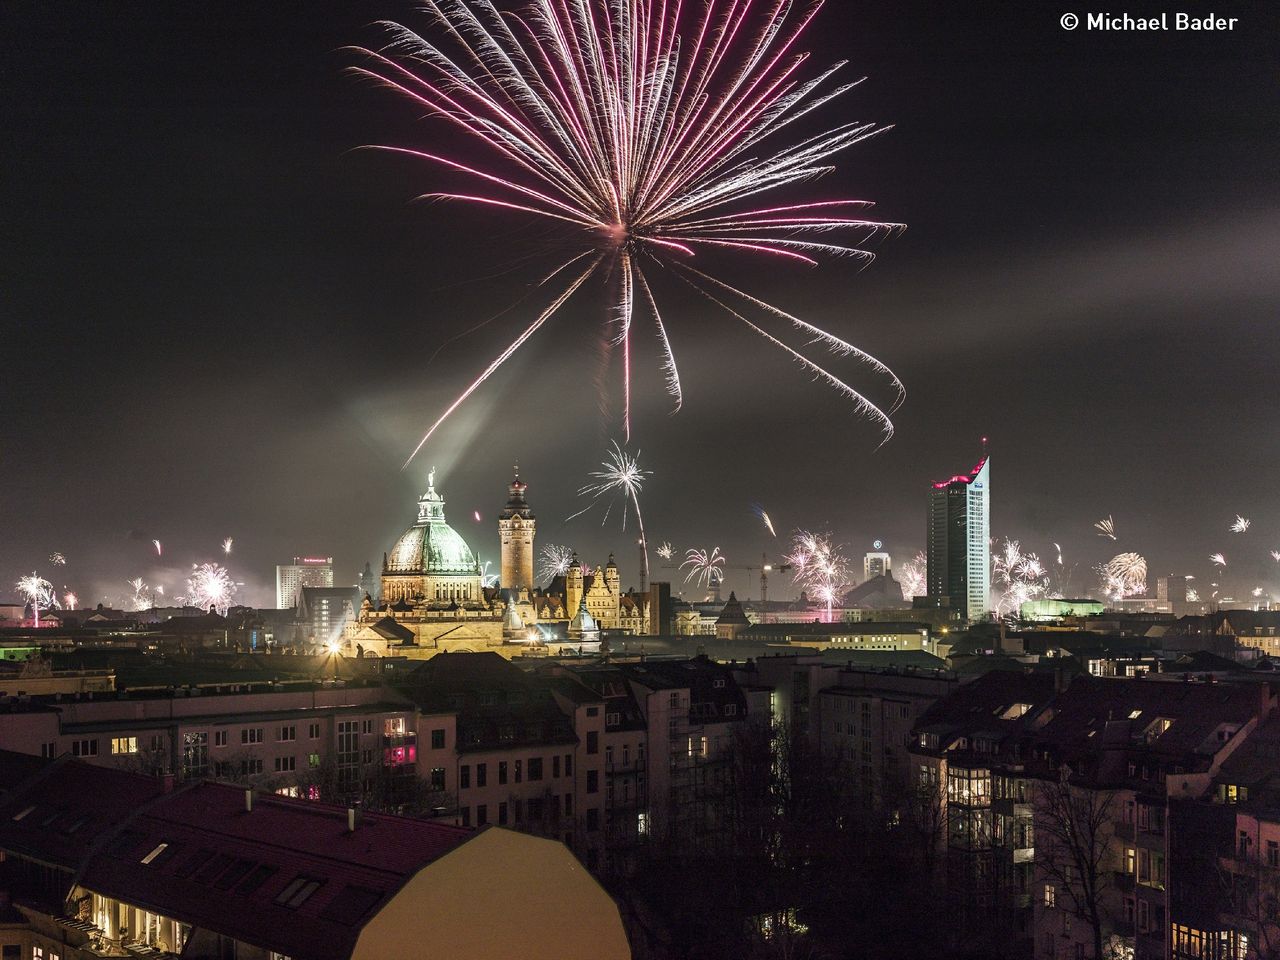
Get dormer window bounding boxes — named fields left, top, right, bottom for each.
left=1145, top=717, right=1173, bottom=740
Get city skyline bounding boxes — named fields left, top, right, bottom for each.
left=3, top=1, right=1277, bottom=607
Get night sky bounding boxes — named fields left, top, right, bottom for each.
left=3, top=1, right=1277, bottom=608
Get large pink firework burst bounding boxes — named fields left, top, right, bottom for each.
left=349, top=0, right=905, bottom=463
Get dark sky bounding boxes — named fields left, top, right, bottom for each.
left=2, top=0, right=1277, bottom=608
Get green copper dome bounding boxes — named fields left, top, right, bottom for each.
left=385, top=469, right=481, bottom=577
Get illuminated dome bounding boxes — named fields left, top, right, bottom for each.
left=385, top=469, right=481, bottom=578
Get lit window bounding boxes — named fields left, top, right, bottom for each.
left=111, top=737, right=139, bottom=755
left=1044, top=884, right=1055, bottom=908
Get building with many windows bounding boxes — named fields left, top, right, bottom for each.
left=276, top=557, right=334, bottom=609
left=927, top=455, right=991, bottom=621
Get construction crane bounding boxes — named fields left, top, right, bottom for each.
left=719, top=553, right=792, bottom=623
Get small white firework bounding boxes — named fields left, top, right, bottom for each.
left=1231, top=516, right=1251, bottom=534
left=1209, top=553, right=1227, bottom=567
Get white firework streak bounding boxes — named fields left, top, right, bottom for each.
left=656, top=540, right=673, bottom=561
left=223, top=537, right=234, bottom=555
left=1230, top=515, right=1251, bottom=533
left=538, top=543, right=576, bottom=582
left=568, top=441, right=651, bottom=584
left=1209, top=553, right=1227, bottom=567
left=1094, top=516, right=1117, bottom=540
left=16, top=572, right=57, bottom=626
left=681, top=547, right=725, bottom=589
left=1271, top=550, right=1280, bottom=562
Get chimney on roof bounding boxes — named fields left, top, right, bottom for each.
left=347, top=807, right=359, bottom=832
left=244, top=788, right=253, bottom=813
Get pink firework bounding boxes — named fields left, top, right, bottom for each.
left=349, top=0, right=905, bottom=463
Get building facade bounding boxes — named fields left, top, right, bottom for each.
left=275, top=556, right=334, bottom=609
left=927, top=455, right=991, bottom=621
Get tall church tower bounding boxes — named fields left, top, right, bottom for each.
left=498, top=467, right=536, bottom=591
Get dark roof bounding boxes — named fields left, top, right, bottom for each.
left=0, top=753, right=471, bottom=960
left=365, top=616, right=415, bottom=644
left=738, top=621, right=930, bottom=640
left=715, top=592, right=750, bottom=627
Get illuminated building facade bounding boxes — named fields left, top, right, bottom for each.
left=927, top=456, right=991, bottom=621
left=275, top=556, right=333, bottom=608
left=498, top=469, right=536, bottom=592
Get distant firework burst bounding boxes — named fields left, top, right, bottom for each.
left=183, top=563, right=237, bottom=615
left=222, top=537, right=234, bottom=555
left=1097, top=552, right=1147, bottom=601
left=656, top=541, right=674, bottom=562
left=681, top=547, right=726, bottom=590
left=992, top=539, right=1053, bottom=617
left=16, top=573, right=57, bottom=627
left=787, top=530, right=851, bottom=622
left=127, top=577, right=152, bottom=612
left=1209, top=553, right=1227, bottom=567
left=352, top=0, right=905, bottom=463
left=1231, top=515, right=1251, bottom=533
left=62, top=591, right=78, bottom=610
left=898, top=550, right=927, bottom=600
left=569, top=442, right=651, bottom=584
left=1094, top=516, right=1117, bottom=540
left=48, top=552, right=67, bottom=566
left=153, top=539, right=163, bottom=557
left=1272, top=550, right=1280, bottom=563
left=538, top=544, right=576, bottom=582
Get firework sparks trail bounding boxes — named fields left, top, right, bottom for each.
left=16, top=573, right=57, bottom=627
left=127, top=577, right=152, bottom=612
left=752, top=504, right=777, bottom=538
left=992, top=539, right=1056, bottom=616
left=568, top=442, right=651, bottom=585
left=62, top=591, right=78, bottom=609
left=350, top=0, right=906, bottom=461
left=1272, top=550, right=1280, bottom=562
left=786, top=530, right=851, bottom=622
left=474, top=511, right=483, bottom=523
left=1096, top=552, right=1147, bottom=601
left=1094, top=516, right=1117, bottom=540
left=1231, top=515, right=1251, bottom=533
left=222, top=537, right=234, bottom=555
left=538, top=543, right=576, bottom=582
left=153, top=540, right=163, bottom=557
left=898, top=549, right=927, bottom=601
left=49, top=552, right=67, bottom=566
left=681, top=547, right=726, bottom=590
left=656, top=541, right=673, bottom=561
left=182, top=563, right=237, bottom=616
left=480, top=560, right=500, bottom=589
left=1053, top=543, right=1064, bottom=566
left=1210, top=553, right=1227, bottom=567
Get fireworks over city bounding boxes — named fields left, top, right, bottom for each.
left=752, top=504, right=778, bottom=538
left=992, top=539, right=1054, bottom=616
left=48, top=552, right=66, bottom=566
left=152, top=539, right=163, bottom=557
left=1210, top=553, right=1227, bottom=567
left=681, top=547, right=726, bottom=590
left=1094, top=516, right=1117, bottom=540
left=182, top=563, right=237, bottom=615
left=898, top=549, right=927, bottom=600
left=222, top=537, right=234, bottom=555
left=787, top=530, right=851, bottom=622
left=127, top=577, right=152, bottom=612
left=16, top=573, right=57, bottom=627
left=1096, top=552, right=1148, bottom=601
left=351, top=0, right=906, bottom=465
left=538, top=543, right=576, bottom=582
left=656, top=541, right=674, bottom=561
left=1231, top=515, right=1251, bottom=534
left=569, top=442, right=651, bottom=583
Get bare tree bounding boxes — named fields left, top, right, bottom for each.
left=1033, top=767, right=1119, bottom=960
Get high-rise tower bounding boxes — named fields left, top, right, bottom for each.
left=498, top=467, right=536, bottom=591
left=926, top=456, right=990, bottom=621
